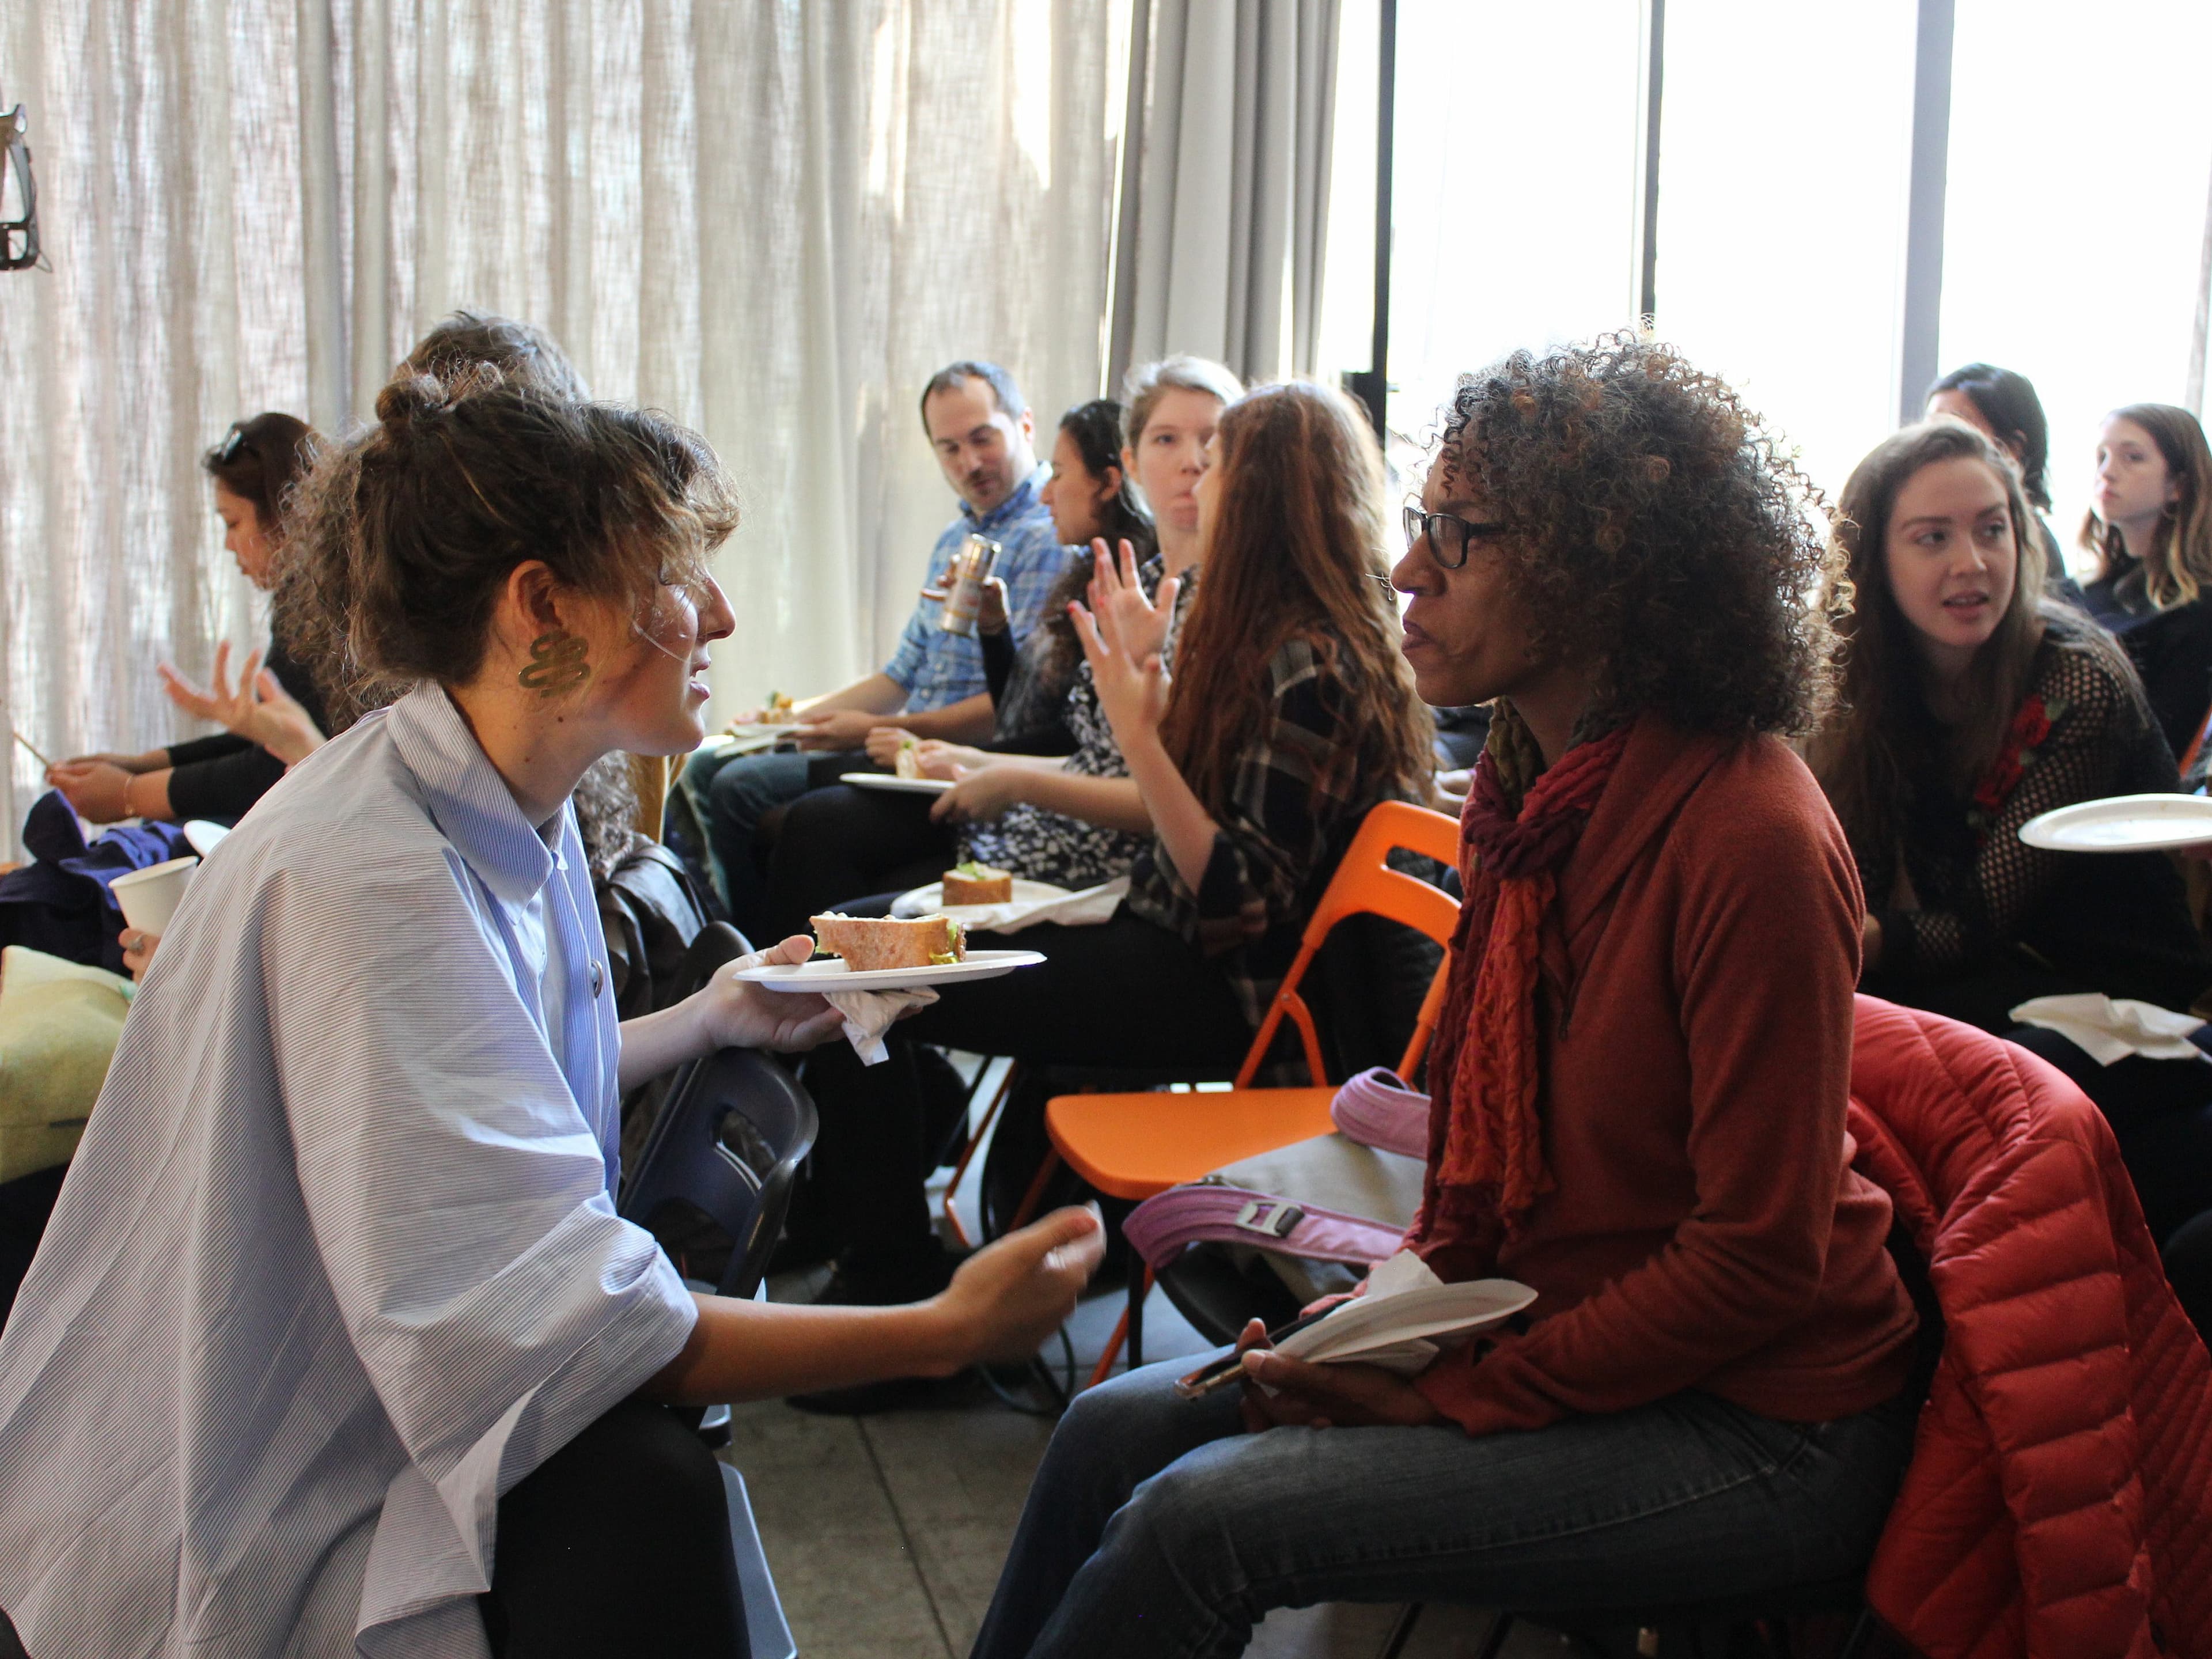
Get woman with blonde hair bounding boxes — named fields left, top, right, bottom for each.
left=2078, top=402, right=2212, bottom=755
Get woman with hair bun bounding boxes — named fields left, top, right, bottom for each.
left=0, top=374, right=1103, bottom=1659
left=46, top=411, right=327, bottom=826
left=1926, top=361, right=2073, bottom=592
left=970, top=336, right=1919, bottom=1659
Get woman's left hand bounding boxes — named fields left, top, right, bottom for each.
left=1237, top=1343, right=1446, bottom=1433
left=46, top=760, right=134, bottom=823
left=1069, top=596, right=1169, bottom=749
left=929, top=762, right=1031, bottom=823
left=691, top=935, right=844, bottom=1054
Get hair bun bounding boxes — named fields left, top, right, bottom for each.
left=374, top=373, right=449, bottom=432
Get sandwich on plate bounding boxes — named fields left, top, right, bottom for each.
left=810, top=913, right=968, bottom=971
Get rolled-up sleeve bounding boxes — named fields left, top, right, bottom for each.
left=262, top=852, right=696, bottom=1626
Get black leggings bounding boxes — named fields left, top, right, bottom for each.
left=482, top=1398, right=748, bottom=1658
left=801, top=908, right=1252, bottom=1284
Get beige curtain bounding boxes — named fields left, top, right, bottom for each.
left=0, top=0, right=1126, bottom=852
left=1109, top=0, right=1339, bottom=389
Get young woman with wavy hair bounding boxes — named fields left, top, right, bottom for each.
left=789, top=380, right=1431, bottom=1397
left=2077, top=403, right=2212, bottom=755
left=969, top=336, right=1923, bottom=1659
left=1808, top=418, right=2212, bottom=1256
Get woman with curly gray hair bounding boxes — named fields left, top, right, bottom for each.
left=969, top=334, right=1921, bottom=1659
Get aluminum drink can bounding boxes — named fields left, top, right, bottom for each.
left=938, top=534, right=1002, bottom=635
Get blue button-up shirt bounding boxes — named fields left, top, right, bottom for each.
left=881, top=468, right=1073, bottom=710
left=0, top=685, right=696, bottom=1658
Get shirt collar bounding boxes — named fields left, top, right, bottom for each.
left=385, top=684, right=557, bottom=905
left=962, top=466, right=1048, bottom=536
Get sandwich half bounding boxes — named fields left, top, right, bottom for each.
left=941, top=861, right=1013, bottom=904
left=810, top=913, right=968, bottom=972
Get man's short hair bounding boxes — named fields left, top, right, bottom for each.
left=920, top=360, right=1027, bottom=427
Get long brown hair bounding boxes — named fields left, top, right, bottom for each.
left=1808, top=419, right=2126, bottom=856
left=1157, top=381, right=1431, bottom=810
left=2080, top=402, right=2212, bottom=607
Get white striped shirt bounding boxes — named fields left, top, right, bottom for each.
left=0, top=685, right=697, bottom=1658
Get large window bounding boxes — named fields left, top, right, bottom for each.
left=1381, top=0, right=1646, bottom=454
left=1654, top=0, right=1916, bottom=500
left=1937, top=0, right=2212, bottom=558
left=1334, top=0, right=2212, bottom=527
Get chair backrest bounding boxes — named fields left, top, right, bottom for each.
left=619, top=1046, right=818, bottom=1299
left=1234, top=800, right=1461, bottom=1089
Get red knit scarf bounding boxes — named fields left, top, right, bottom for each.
left=1425, top=704, right=1631, bottom=1249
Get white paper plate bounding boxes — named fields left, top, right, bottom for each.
left=2018, top=793, right=2212, bottom=853
left=733, top=948, right=1046, bottom=993
left=891, top=878, right=1072, bottom=919
left=725, top=722, right=799, bottom=740
left=181, top=819, right=230, bottom=857
left=839, top=771, right=954, bottom=796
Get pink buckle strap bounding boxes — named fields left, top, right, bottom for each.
left=1329, top=1066, right=1430, bottom=1159
left=1122, top=1182, right=1407, bottom=1274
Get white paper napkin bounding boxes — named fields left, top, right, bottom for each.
left=823, top=987, right=938, bottom=1065
left=961, top=875, right=1128, bottom=935
left=2009, top=993, right=2210, bottom=1066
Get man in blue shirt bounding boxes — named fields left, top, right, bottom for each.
left=681, top=360, right=1070, bottom=937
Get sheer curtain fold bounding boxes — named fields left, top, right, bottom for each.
left=1, top=0, right=1121, bottom=851
left=1115, top=0, right=1338, bottom=388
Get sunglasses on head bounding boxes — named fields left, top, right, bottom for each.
left=1, top=102, right=39, bottom=273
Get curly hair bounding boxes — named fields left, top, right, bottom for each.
left=1438, top=331, right=1843, bottom=738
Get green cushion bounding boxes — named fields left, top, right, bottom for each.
left=0, top=946, right=132, bottom=1184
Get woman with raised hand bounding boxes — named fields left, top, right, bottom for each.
left=1808, top=418, right=2212, bottom=1252
left=46, top=412, right=327, bottom=825
left=2075, top=403, right=2212, bottom=756
left=968, top=336, right=1921, bottom=1658
left=0, top=376, right=1101, bottom=1659
left=791, top=378, right=1431, bottom=1399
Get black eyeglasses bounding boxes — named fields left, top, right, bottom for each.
left=1, top=102, right=39, bottom=274
left=1403, top=505, right=1506, bottom=570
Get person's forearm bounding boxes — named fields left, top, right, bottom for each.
left=804, top=673, right=907, bottom=717
left=897, top=694, right=995, bottom=743
left=616, top=998, right=711, bottom=1094
left=124, top=768, right=178, bottom=823
left=1118, top=729, right=1217, bottom=886
left=1017, top=769, right=1154, bottom=832
left=639, top=1292, right=963, bottom=1405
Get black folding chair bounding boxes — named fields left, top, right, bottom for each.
left=619, top=1044, right=817, bottom=1659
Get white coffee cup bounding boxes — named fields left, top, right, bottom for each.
left=111, top=855, right=200, bottom=934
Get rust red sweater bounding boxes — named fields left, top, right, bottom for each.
left=1411, top=718, right=1919, bottom=1435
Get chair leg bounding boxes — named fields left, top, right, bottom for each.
left=1469, top=1609, right=1513, bottom=1659
left=1086, top=1306, right=1130, bottom=1390
left=1007, top=1147, right=1062, bottom=1233
left=941, top=1062, right=1017, bottom=1249
left=1381, top=1603, right=1427, bottom=1659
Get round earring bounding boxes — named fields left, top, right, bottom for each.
left=518, top=628, right=592, bottom=695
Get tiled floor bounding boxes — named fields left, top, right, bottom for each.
left=727, top=1067, right=1578, bottom=1658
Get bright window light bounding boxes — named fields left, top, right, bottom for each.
left=1384, top=0, right=1646, bottom=457
left=1653, top=0, right=1918, bottom=505
left=1937, top=0, right=2212, bottom=566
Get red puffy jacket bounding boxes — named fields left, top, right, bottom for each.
left=1848, top=996, right=2212, bottom=1658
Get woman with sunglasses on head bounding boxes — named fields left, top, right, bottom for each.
left=0, top=376, right=1103, bottom=1659
left=968, top=336, right=1919, bottom=1659
left=46, top=414, right=329, bottom=828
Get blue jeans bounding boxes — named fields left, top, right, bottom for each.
left=970, top=1356, right=1915, bottom=1659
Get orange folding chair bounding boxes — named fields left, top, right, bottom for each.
left=1037, top=799, right=1463, bottom=1385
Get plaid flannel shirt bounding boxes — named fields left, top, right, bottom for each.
left=881, top=469, right=1071, bottom=713
left=1127, top=631, right=1414, bottom=1035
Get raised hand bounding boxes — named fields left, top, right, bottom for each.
left=1069, top=594, right=1169, bottom=751
left=1086, top=537, right=1176, bottom=668
left=160, top=647, right=327, bottom=766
